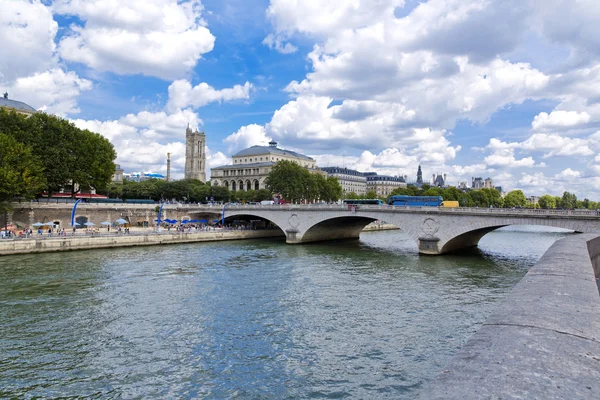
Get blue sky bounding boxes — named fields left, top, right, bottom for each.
left=2, top=0, right=600, bottom=199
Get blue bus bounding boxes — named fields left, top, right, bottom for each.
left=388, top=195, right=443, bottom=207
left=343, top=199, right=385, bottom=205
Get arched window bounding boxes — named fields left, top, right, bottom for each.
left=246, top=180, right=251, bottom=191
left=239, top=180, right=244, bottom=191
left=254, top=180, right=259, bottom=190
left=231, top=181, right=236, bottom=191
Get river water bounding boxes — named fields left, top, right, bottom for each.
left=0, top=227, right=570, bottom=399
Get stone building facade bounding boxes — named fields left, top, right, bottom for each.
left=320, top=167, right=367, bottom=196
left=211, top=141, right=319, bottom=191
left=185, top=125, right=206, bottom=182
left=365, top=173, right=407, bottom=197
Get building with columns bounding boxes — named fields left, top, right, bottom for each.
left=185, top=125, right=206, bottom=182
left=211, top=141, right=318, bottom=191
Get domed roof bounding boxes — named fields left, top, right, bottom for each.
left=0, top=93, right=36, bottom=113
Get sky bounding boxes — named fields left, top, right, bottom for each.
left=2, top=0, right=600, bottom=199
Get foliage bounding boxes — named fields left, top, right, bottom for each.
left=503, top=190, right=527, bottom=208
left=0, top=109, right=116, bottom=196
left=0, top=133, right=45, bottom=211
left=537, top=194, right=556, bottom=209
left=559, top=191, right=577, bottom=209
left=265, top=160, right=342, bottom=202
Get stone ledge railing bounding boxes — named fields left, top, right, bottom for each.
left=14, top=201, right=600, bottom=218
left=417, top=232, right=600, bottom=399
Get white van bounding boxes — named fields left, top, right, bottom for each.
left=260, top=200, right=275, bottom=205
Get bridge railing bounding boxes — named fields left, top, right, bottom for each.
left=217, top=203, right=600, bottom=217
left=15, top=201, right=600, bottom=217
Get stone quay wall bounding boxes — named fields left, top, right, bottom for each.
left=0, top=229, right=285, bottom=256
left=418, top=232, right=600, bottom=399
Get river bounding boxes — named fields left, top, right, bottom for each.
left=0, top=227, right=571, bottom=399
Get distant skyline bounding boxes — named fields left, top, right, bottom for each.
left=2, top=0, right=600, bottom=198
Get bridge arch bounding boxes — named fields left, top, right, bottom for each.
left=222, top=213, right=286, bottom=236
left=302, top=216, right=378, bottom=243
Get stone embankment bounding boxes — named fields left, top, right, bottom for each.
left=418, top=232, right=600, bottom=399
left=0, top=229, right=285, bottom=256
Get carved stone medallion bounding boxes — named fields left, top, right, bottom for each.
left=421, top=217, right=440, bottom=237
left=288, top=214, right=300, bottom=229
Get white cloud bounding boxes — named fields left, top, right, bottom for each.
left=484, top=149, right=537, bottom=168
left=167, top=80, right=253, bottom=111
left=224, top=124, right=271, bottom=155
left=531, top=110, right=591, bottom=131
left=70, top=108, right=203, bottom=177
left=0, top=0, right=57, bottom=82
left=262, top=34, right=297, bottom=54
left=7, top=69, right=92, bottom=116
left=554, top=168, right=581, bottom=180
left=486, top=133, right=594, bottom=158
left=54, top=0, right=215, bottom=80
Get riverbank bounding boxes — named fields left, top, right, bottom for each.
left=0, top=229, right=285, bottom=256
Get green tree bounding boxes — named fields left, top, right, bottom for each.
left=0, top=133, right=45, bottom=212
left=322, top=176, right=342, bottom=202
left=503, top=190, right=527, bottom=208
left=537, top=194, right=556, bottom=209
left=364, top=190, right=378, bottom=199
left=0, top=110, right=116, bottom=196
left=559, top=191, right=577, bottom=209
left=265, top=160, right=311, bottom=202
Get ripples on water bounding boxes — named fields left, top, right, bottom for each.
left=0, top=227, right=570, bottom=398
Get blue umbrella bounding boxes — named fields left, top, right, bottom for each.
left=115, top=218, right=128, bottom=225
left=199, top=219, right=208, bottom=223
left=181, top=220, right=189, bottom=224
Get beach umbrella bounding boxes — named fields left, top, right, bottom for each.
left=100, top=221, right=111, bottom=226
left=72, top=222, right=81, bottom=227
left=44, top=222, right=55, bottom=227
left=84, top=222, right=95, bottom=227
left=115, top=218, right=128, bottom=225
left=181, top=220, right=189, bottom=224
left=199, top=219, right=208, bottom=223
left=32, top=222, right=43, bottom=227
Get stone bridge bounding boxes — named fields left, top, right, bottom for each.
left=9, top=202, right=600, bottom=255
left=219, top=204, right=600, bottom=254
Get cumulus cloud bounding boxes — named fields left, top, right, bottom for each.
left=224, top=124, right=271, bottom=155
left=262, top=33, right=297, bottom=54
left=531, top=110, right=591, bottom=132
left=484, top=149, right=537, bottom=168
left=54, top=0, right=215, bottom=80
left=486, top=133, right=594, bottom=158
left=7, top=69, right=92, bottom=116
left=0, top=0, right=57, bottom=82
left=554, top=168, right=581, bottom=180
left=167, top=80, right=253, bottom=111
left=70, top=108, right=203, bottom=177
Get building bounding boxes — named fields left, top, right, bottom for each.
left=432, top=173, right=447, bottom=188
left=210, top=141, right=319, bottom=191
left=112, top=164, right=124, bottom=183
left=125, top=172, right=166, bottom=182
left=417, top=165, right=423, bottom=185
left=484, top=177, right=494, bottom=189
left=527, top=195, right=539, bottom=205
left=472, top=177, right=484, bottom=189
left=0, top=92, right=36, bottom=116
left=365, top=173, right=407, bottom=197
left=458, top=181, right=468, bottom=190
left=320, top=167, right=367, bottom=196
left=185, top=125, right=206, bottom=182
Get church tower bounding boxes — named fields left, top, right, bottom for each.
left=185, top=124, right=206, bottom=182
left=417, top=165, right=423, bottom=185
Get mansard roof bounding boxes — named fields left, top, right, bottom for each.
left=0, top=96, right=36, bottom=113
left=233, top=145, right=314, bottom=161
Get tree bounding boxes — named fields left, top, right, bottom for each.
left=322, top=176, right=342, bottom=202
left=0, top=133, right=45, bottom=213
left=0, top=110, right=116, bottom=196
left=503, top=190, right=527, bottom=208
left=364, top=190, right=378, bottom=199
left=265, top=160, right=310, bottom=202
left=537, top=194, right=556, bottom=209
left=559, top=191, right=577, bottom=209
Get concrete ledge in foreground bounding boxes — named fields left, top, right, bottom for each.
left=417, top=232, right=600, bottom=399
left=0, top=229, right=285, bottom=256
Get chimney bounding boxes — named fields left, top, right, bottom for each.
left=268, top=141, right=278, bottom=148
left=166, top=153, right=171, bottom=182
left=3, top=92, right=7, bottom=99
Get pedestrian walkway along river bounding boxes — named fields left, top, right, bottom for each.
left=0, top=227, right=571, bottom=398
